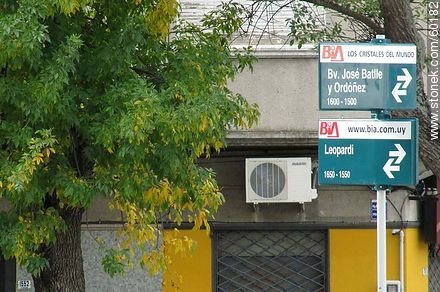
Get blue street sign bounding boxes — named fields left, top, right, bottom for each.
left=319, top=42, right=417, bottom=110
left=371, top=200, right=377, bottom=220
left=318, top=119, right=418, bottom=186
left=370, top=200, right=388, bottom=221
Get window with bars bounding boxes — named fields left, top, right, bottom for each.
left=214, top=230, right=327, bottom=292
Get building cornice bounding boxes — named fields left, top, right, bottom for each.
left=231, top=44, right=318, bottom=59
left=226, top=130, right=318, bottom=147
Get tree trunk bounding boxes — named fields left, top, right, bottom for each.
left=33, top=207, right=85, bottom=292
left=380, top=0, right=440, bottom=177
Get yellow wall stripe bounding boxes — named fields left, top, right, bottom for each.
left=329, top=228, right=427, bottom=292
left=163, top=230, right=211, bottom=292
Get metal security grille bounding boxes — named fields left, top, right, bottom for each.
left=429, top=243, right=440, bottom=292
left=215, top=230, right=327, bottom=292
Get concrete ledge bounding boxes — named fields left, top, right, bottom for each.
left=226, top=130, right=318, bottom=147
left=210, top=221, right=421, bottom=230
left=80, top=220, right=422, bottom=230
left=231, top=44, right=318, bottom=59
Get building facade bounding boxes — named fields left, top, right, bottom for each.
left=2, top=1, right=434, bottom=291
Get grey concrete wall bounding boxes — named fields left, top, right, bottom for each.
left=227, top=52, right=369, bottom=135
left=199, top=153, right=418, bottom=225
left=82, top=230, right=162, bottom=292
left=15, top=230, right=162, bottom=292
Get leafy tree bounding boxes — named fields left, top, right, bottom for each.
left=245, top=0, right=439, bottom=178
left=0, top=1, right=258, bottom=291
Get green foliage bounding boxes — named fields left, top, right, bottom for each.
left=286, top=0, right=382, bottom=46
left=145, top=0, right=178, bottom=39
left=0, top=208, right=65, bottom=276
left=287, top=1, right=343, bottom=48
left=334, top=0, right=382, bottom=20
left=0, top=0, right=258, bottom=276
left=102, top=248, right=131, bottom=277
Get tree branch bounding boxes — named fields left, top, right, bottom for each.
left=70, top=127, right=83, bottom=177
left=130, top=66, right=165, bottom=88
left=302, top=0, right=384, bottom=34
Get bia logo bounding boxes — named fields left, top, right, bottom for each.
left=321, top=45, right=344, bottom=62
left=320, top=121, right=339, bottom=137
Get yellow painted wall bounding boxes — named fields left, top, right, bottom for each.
left=404, top=228, right=428, bottom=292
left=329, top=228, right=428, bottom=292
left=330, top=229, right=399, bottom=291
left=163, top=230, right=211, bottom=292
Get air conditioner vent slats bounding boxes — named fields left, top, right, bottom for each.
left=250, top=162, right=285, bottom=198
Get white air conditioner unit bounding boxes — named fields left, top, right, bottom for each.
left=245, top=158, right=318, bottom=203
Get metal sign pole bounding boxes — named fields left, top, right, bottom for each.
left=377, top=188, right=387, bottom=292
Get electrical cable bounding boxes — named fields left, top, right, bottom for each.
left=386, top=195, right=404, bottom=232
left=386, top=180, right=428, bottom=233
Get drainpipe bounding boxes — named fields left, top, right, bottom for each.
left=399, top=230, right=404, bottom=292
left=392, top=229, right=404, bottom=292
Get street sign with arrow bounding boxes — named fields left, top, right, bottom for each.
left=319, top=43, right=417, bottom=110
left=318, top=118, right=418, bottom=186
left=317, top=37, right=419, bottom=292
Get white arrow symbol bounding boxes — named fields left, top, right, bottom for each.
left=383, top=158, right=400, bottom=179
left=392, top=84, right=405, bottom=103
left=392, top=68, right=412, bottom=103
left=388, top=143, right=406, bottom=164
left=397, top=68, right=412, bottom=89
